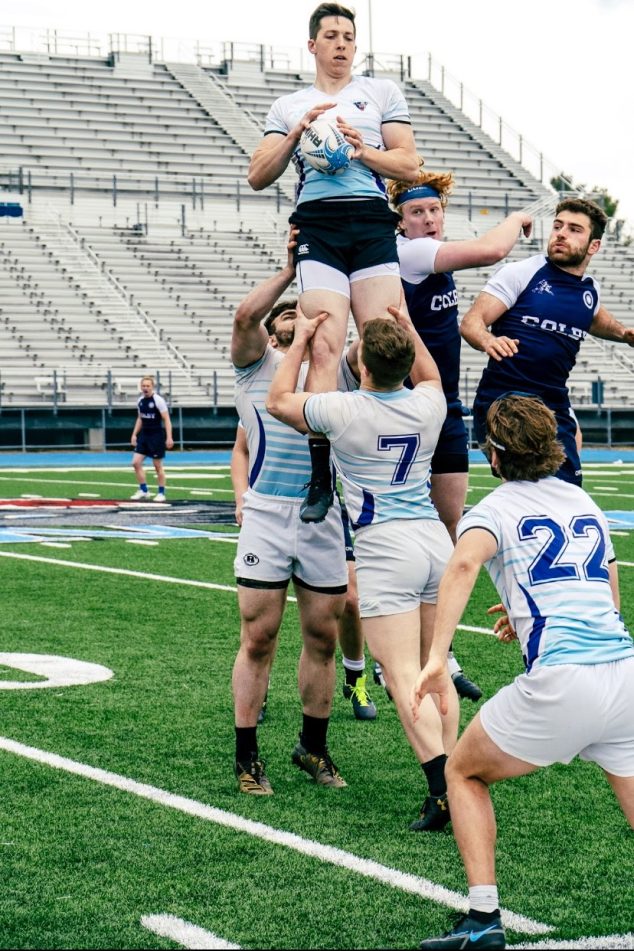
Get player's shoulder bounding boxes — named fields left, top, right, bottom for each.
left=153, top=392, right=168, bottom=412
left=494, top=252, right=547, bottom=280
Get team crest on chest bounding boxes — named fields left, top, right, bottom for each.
left=353, top=101, right=368, bottom=110
left=583, top=290, right=594, bottom=309
left=533, top=279, right=553, bottom=296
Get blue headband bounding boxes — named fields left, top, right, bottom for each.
left=395, top=185, right=441, bottom=206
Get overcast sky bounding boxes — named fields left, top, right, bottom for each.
left=5, top=0, right=634, bottom=232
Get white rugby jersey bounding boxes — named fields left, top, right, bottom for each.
left=458, top=477, right=633, bottom=671
left=235, top=346, right=357, bottom=499
left=304, top=384, right=446, bottom=528
left=264, top=76, right=410, bottom=204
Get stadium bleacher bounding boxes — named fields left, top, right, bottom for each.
left=1, top=40, right=633, bottom=413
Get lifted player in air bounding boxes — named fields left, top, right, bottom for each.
left=412, top=394, right=634, bottom=950
left=249, top=2, right=419, bottom=524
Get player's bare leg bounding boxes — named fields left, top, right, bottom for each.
left=364, top=607, right=457, bottom=829
left=232, top=586, right=285, bottom=794
left=429, top=471, right=483, bottom=701
left=299, top=288, right=349, bottom=523
left=293, top=586, right=348, bottom=787
left=604, top=771, right=634, bottom=828
left=339, top=562, right=377, bottom=720
left=445, top=713, right=539, bottom=884
left=131, top=453, right=152, bottom=500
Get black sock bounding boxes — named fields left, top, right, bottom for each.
left=308, top=437, right=331, bottom=484
left=300, top=714, right=329, bottom=755
left=235, top=726, right=258, bottom=765
left=468, top=909, right=500, bottom=923
left=421, top=753, right=448, bottom=798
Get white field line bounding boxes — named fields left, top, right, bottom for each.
left=0, top=552, right=631, bottom=632
left=0, top=735, right=551, bottom=936
left=510, top=934, right=633, bottom=949
left=141, top=914, right=240, bottom=950
left=0, top=476, right=234, bottom=494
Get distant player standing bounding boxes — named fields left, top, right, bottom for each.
left=412, top=394, right=634, bottom=950
left=130, top=375, right=173, bottom=501
left=461, top=197, right=634, bottom=485
left=249, top=2, right=419, bottom=523
left=268, top=308, right=460, bottom=832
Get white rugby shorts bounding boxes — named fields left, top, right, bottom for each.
left=480, top=657, right=634, bottom=777
left=353, top=517, right=453, bottom=617
left=234, top=489, right=348, bottom=591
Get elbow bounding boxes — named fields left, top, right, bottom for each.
left=265, top=394, right=282, bottom=420
left=403, top=159, right=422, bottom=184
left=247, top=171, right=264, bottom=191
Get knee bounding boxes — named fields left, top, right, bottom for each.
left=303, top=624, right=338, bottom=660
left=241, top=626, right=277, bottom=664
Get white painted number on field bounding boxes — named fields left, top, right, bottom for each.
left=0, top=653, right=113, bottom=689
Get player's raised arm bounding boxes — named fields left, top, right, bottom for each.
left=231, top=231, right=297, bottom=367
left=266, top=308, right=329, bottom=431
left=459, top=291, right=519, bottom=361
left=388, top=304, right=442, bottom=388
left=589, top=304, right=634, bottom=347
left=433, top=210, right=533, bottom=272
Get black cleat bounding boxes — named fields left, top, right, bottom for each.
left=235, top=754, right=273, bottom=795
left=291, top=740, right=347, bottom=787
left=419, top=911, right=505, bottom=950
left=343, top=675, right=377, bottom=721
left=410, top=794, right=451, bottom=832
left=299, top=478, right=333, bottom=524
left=452, top=671, right=483, bottom=702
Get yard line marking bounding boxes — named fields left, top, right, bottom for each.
left=510, top=934, right=633, bottom=949
left=141, top=914, right=240, bottom=949
left=0, top=736, right=551, bottom=936
left=0, top=551, right=238, bottom=593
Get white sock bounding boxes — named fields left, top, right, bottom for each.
left=342, top=656, right=365, bottom=673
left=468, top=885, right=499, bottom=913
left=447, top=654, right=461, bottom=677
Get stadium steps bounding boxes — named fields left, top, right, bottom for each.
left=163, top=62, right=296, bottom=204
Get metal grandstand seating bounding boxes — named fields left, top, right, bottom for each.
left=0, top=46, right=633, bottom=413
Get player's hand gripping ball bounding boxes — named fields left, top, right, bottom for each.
left=299, top=119, right=353, bottom=175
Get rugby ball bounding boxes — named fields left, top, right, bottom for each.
left=299, top=119, right=353, bottom=175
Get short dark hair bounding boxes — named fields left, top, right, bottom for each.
left=485, top=394, right=565, bottom=482
left=555, top=197, right=608, bottom=241
left=361, top=318, right=415, bottom=388
left=263, top=299, right=297, bottom=337
left=309, top=3, right=356, bottom=39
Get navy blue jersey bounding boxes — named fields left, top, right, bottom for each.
left=397, top=234, right=461, bottom=412
left=475, top=254, right=600, bottom=409
left=137, top=393, right=168, bottom=432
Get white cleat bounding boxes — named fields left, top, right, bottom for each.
left=154, top=494, right=167, bottom=503
left=130, top=489, right=153, bottom=501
